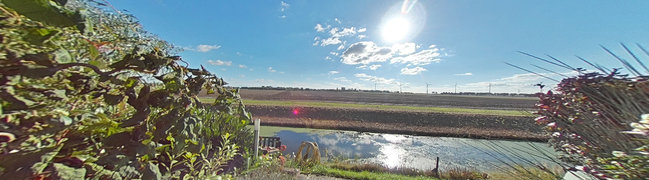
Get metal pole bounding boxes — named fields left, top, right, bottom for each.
left=253, top=119, right=260, bottom=161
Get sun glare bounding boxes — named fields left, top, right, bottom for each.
left=381, top=17, right=411, bottom=43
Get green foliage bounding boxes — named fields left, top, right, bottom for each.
left=0, top=0, right=252, bottom=179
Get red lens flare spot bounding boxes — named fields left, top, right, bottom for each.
left=292, top=109, right=299, bottom=115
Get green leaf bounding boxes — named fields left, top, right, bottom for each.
left=53, top=48, right=73, bottom=63
left=88, top=44, right=100, bottom=60
left=59, top=116, right=72, bottom=125
left=4, top=0, right=80, bottom=27
left=52, top=163, right=86, bottom=180
left=23, top=28, right=59, bottom=45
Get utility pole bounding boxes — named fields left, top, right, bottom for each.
left=374, top=82, right=377, bottom=91
left=488, top=83, right=491, bottom=94
left=454, top=83, right=457, bottom=94
left=426, top=83, right=432, bottom=94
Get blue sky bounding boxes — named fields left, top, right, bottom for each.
left=110, top=0, right=649, bottom=93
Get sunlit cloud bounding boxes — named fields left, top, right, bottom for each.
left=334, top=18, right=342, bottom=24
left=328, top=70, right=339, bottom=75
left=357, top=64, right=382, bottom=70
left=314, top=24, right=327, bottom=32
left=390, top=47, right=441, bottom=66
left=320, top=37, right=342, bottom=46
left=185, top=44, right=221, bottom=52
left=268, top=67, right=277, bottom=73
left=341, top=41, right=394, bottom=65
left=238, top=64, right=248, bottom=69
left=358, top=35, right=367, bottom=39
left=358, top=28, right=367, bottom=33
left=337, top=45, right=345, bottom=51
left=400, top=66, right=427, bottom=75
left=354, top=73, right=395, bottom=84
left=391, top=43, right=416, bottom=55
left=454, top=72, right=473, bottom=76
left=314, top=20, right=366, bottom=47
left=207, top=60, right=231, bottom=66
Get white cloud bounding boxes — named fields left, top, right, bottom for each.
left=267, top=67, right=277, bottom=73
left=390, top=48, right=441, bottom=66
left=357, top=35, right=366, bottom=39
left=207, top=60, right=232, bottom=66
left=238, top=64, right=248, bottom=69
left=455, top=72, right=473, bottom=76
left=320, top=37, right=342, bottom=46
left=337, top=45, right=345, bottom=51
left=369, top=64, right=381, bottom=70
left=334, top=77, right=352, bottom=83
left=332, top=27, right=357, bottom=38
left=354, top=73, right=395, bottom=84
left=400, top=66, right=427, bottom=75
left=341, top=41, right=394, bottom=65
left=280, top=1, right=289, bottom=12
left=324, top=56, right=332, bottom=60
left=457, top=72, right=573, bottom=93
left=334, top=18, right=342, bottom=24
left=391, top=43, right=416, bottom=55
left=340, top=42, right=441, bottom=66
left=314, top=24, right=328, bottom=32
left=329, top=51, right=339, bottom=56
left=328, top=71, right=339, bottom=75
left=314, top=22, right=365, bottom=47
left=186, top=44, right=221, bottom=52
left=358, top=28, right=367, bottom=32
left=280, top=15, right=287, bottom=19
left=356, top=64, right=382, bottom=70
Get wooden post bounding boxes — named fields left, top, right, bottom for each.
left=254, top=119, right=260, bottom=161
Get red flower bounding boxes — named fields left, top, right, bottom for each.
left=279, top=145, right=287, bottom=151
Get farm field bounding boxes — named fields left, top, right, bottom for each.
left=236, top=89, right=537, bottom=110
left=199, top=89, right=544, bottom=140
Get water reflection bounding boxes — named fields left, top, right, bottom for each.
left=268, top=126, right=558, bottom=172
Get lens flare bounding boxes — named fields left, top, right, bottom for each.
left=400, top=0, right=418, bottom=14
left=292, top=108, right=300, bottom=115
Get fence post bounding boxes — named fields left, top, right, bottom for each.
left=253, top=119, right=260, bottom=161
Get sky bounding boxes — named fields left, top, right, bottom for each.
left=109, top=0, right=649, bottom=93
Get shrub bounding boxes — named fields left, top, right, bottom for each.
left=536, top=62, right=649, bottom=178
left=0, top=0, right=251, bottom=179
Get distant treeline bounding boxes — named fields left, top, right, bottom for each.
left=232, top=86, right=537, bottom=97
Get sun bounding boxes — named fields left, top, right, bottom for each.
left=381, top=16, right=411, bottom=43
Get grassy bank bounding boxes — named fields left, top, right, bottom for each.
left=200, top=98, right=533, bottom=117
left=304, top=165, right=435, bottom=180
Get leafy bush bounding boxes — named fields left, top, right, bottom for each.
left=536, top=68, right=649, bottom=178
left=0, top=0, right=252, bottom=179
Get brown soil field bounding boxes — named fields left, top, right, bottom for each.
left=238, top=89, right=537, bottom=110
left=201, top=89, right=546, bottom=141
left=246, top=105, right=546, bottom=141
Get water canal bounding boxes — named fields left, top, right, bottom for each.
left=256, top=126, right=561, bottom=172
